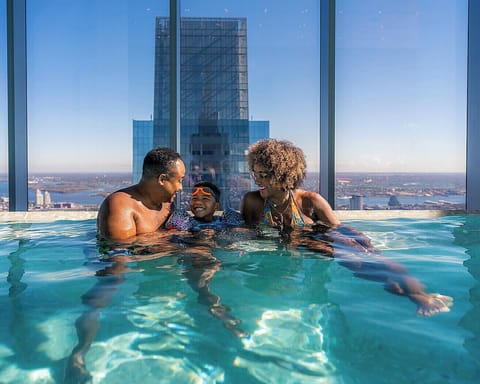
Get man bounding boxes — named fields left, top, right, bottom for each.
left=65, top=147, right=185, bottom=383
left=97, top=147, right=185, bottom=241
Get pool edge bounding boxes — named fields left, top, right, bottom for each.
left=1, top=210, right=479, bottom=223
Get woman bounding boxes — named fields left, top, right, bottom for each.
left=241, top=138, right=452, bottom=316
left=241, top=138, right=339, bottom=231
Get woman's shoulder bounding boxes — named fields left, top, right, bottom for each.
left=294, top=189, right=339, bottom=226
left=292, top=188, right=331, bottom=213
left=294, top=188, right=326, bottom=203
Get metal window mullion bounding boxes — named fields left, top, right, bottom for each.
left=466, top=0, right=480, bottom=210
left=169, top=0, right=180, bottom=153
left=7, top=0, right=28, bottom=211
left=320, top=0, right=335, bottom=207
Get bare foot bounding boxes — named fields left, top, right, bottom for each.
left=224, top=321, right=250, bottom=338
left=210, top=305, right=250, bottom=338
left=64, top=354, right=92, bottom=384
left=411, top=293, right=453, bottom=316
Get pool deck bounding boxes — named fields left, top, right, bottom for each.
left=1, top=210, right=478, bottom=223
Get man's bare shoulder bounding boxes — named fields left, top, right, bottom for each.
left=98, top=187, right=139, bottom=220
left=102, top=186, right=137, bottom=206
left=97, top=187, right=140, bottom=240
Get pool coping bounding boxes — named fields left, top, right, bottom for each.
left=1, top=210, right=479, bottom=223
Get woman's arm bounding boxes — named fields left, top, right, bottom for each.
left=300, top=190, right=340, bottom=227
left=240, top=191, right=265, bottom=225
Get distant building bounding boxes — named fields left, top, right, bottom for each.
left=149, top=17, right=268, bottom=209
left=53, top=202, right=76, bottom=209
left=35, top=189, right=53, bottom=208
left=388, top=195, right=401, bottom=208
left=0, top=196, right=9, bottom=211
left=349, top=194, right=364, bottom=210
left=35, top=189, right=44, bottom=207
left=131, top=17, right=271, bottom=208
left=44, top=191, right=52, bottom=207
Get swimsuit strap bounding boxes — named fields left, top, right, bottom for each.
left=262, top=198, right=274, bottom=226
left=289, top=190, right=305, bottom=228
left=262, top=190, right=305, bottom=228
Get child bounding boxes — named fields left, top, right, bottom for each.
left=165, top=181, right=242, bottom=231
left=165, top=182, right=248, bottom=337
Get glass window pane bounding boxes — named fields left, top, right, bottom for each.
left=26, top=0, right=167, bottom=210
left=335, top=0, right=467, bottom=211
left=158, top=0, right=320, bottom=210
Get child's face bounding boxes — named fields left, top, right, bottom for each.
left=190, top=188, right=219, bottom=222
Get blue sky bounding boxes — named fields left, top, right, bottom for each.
left=0, top=0, right=468, bottom=173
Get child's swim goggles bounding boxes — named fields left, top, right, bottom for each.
left=191, top=187, right=219, bottom=201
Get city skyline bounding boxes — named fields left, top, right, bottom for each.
left=0, top=170, right=466, bottom=212
left=0, top=0, right=468, bottom=173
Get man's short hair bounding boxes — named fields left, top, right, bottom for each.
left=142, top=147, right=182, bottom=179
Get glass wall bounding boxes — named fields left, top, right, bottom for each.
left=25, top=0, right=167, bottom=210
left=6, top=1, right=475, bottom=212
left=335, top=0, right=468, bottom=210
left=167, top=0, right=321, bottom=209
left=0, top=1, right=7, bottom=210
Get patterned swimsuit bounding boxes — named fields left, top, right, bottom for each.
left=165, top=207, right=243, bottom=231
left=262, top=190, right=305, bottom=228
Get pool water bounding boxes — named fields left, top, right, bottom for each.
left=0, top=215, right=479, bottom=383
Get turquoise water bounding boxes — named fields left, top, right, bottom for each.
left=0, top=216, right=479, bottom=383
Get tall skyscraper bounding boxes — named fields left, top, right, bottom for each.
left=153, top=17, right=253, bottom=209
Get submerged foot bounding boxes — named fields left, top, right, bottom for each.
left=224, top=321, right=250, bottom=338
left=64, top=355, right=92, bottom=384
left=412, top=293, right=453, bottom=316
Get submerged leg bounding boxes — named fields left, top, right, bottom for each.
left=64, top=269, right=125, bottom=384
left=181, top=253, right=249, bottom=338
left=64, top=309, right=99, bottom=384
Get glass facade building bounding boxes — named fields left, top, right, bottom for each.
left=153, top=17, right=254, bottom=209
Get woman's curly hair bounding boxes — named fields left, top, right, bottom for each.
left=247, top=139, right=307, bottom=190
